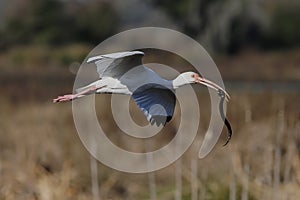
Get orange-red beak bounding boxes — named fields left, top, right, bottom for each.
left=193, top=74, right=230, bottom=101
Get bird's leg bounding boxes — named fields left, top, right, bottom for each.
left=53, top=85, right=106, bottom=103
left=53, top=86, right=97, bottom=103
left=53, top=94, right=76, bottom=103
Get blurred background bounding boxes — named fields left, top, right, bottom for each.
left=0, top=0, right=299, bottom=199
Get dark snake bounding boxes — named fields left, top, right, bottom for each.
left=218, top=89, right=232, bottom=146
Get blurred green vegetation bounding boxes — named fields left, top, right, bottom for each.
left=0, top=0, right=118, bottom=48
left=154, top=0, right=300, bottom=53
left=0, top=0, right=300, bottom=54
left=263, top=3, right=300, bottom=49
left=0, top=44, right=91, bottom=71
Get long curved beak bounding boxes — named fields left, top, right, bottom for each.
left=195, top=77, right=230, bottom=101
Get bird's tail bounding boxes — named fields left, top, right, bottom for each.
left=75, top=80, right=102, bottom=93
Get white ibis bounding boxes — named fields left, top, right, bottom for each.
left=53, top=51, right=232, bottom=144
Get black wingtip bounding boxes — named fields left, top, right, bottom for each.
left=150, top=115, right=173, bottom=127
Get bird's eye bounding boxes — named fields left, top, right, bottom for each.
left=192, top=73, right=198, bottom=78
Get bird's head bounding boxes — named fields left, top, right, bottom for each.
left=173, top=71, right=230, bottom=100
left=172, top=71, right=200, bottom=89
left=172, top=71, right=197, bottom=88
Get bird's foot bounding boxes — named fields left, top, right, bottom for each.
left=53, top=94, right=76, bottom=103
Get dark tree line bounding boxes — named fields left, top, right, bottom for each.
left=1, top=0, right=300, bottom=54
left=153, top=0, right=300, bottom=53
left=0, top=0, right=118, bottom=49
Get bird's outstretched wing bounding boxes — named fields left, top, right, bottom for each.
left=87, top=51, right=144, bottom=78
left=132, top=86, right=176, bottom=126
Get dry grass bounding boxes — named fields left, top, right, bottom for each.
left=216, top=48, right=300, bottom=81
left=0, top=91, right=299, bottom=199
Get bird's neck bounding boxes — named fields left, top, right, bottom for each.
left=172, top=75, right=191, bottom=89
left=152, top=79, right=174, bottom=90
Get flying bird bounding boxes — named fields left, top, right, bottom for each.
left=53, top=51, right=232, bottom=144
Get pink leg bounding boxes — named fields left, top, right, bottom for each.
left=53, top=85, right=107, bottom=103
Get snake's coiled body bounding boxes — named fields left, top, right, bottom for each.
left=218, top=90, right=232, bottom=146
